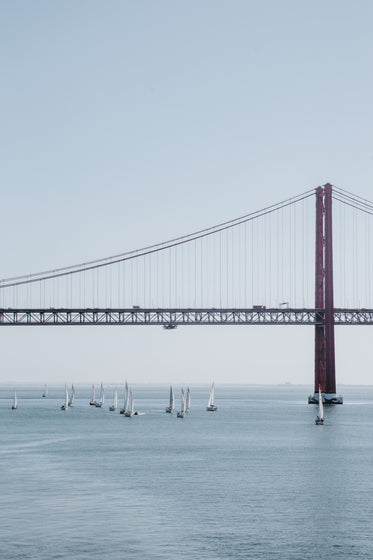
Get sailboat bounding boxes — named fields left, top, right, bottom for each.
left=42, top=384, right=48, bottom=398
left=109, top=388, right=118, bottom=411
left=177, top=388, right=186, bottom=418
left=165, top=385, right=174, bottom=413
left=315, top=386, right=324, bottom=425
left=124, top=390, right=135, bottom=417
left=185, top=387, right=191, bottom=412
left=61, top=384, right=69, bottom=410
left=68, top=384, right=75, bottom=407
left=11, top=390, right=18, bottom=410
left=206, top=382, right=217, bottom=411
left=89, top=384, right=97, bottom=406
left=120, top=381, right=129, bottom=414
left=95, top=384, right=105, bottom=407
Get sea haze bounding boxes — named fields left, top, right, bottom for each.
left=1, top=384, right=373, bottom=560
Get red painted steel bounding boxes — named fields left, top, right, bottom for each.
left=314, top=184, right=337, bottom=395
left=324, top=183, right=336, bottom=394
left=314, top=186, right=325, bottom=393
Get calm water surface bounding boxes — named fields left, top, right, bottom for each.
left=1, top=384, right=373, bottom=559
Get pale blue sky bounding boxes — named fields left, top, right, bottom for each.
left=1, top=1, right=373, bottom=388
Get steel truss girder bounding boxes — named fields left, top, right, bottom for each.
left=333, top=310, right=373, bottom=324
left=0, top=308, right=372, bottom=326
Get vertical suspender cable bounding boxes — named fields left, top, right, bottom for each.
left=269, top=212, right=272, bottom=307
left=251, top=220, right=254, bottom=306
left=277, top=209, right=279, bottom=306
left=263, top=214, right=266, bottom=305
left=238, top=222, right=241, bottom=306
left=97, top=268, right=100, bottom=308
left=256, top=218, right=259, bottom=304
left=196, top=238, right=198, bottom=308
left=288, top=205, right=292, bottom=305
left=367, top=211, right=370, bottom=308
left=117, top=262, right=120, bottom=308
left=280, top=208, right=283, bottom=304
left=226, top=228, right=229, bottom=306
left=342, top=201, right=345, bottom=307
left=290, top=204, right=298, bottom=307
left=365, top=212, right=368, bottom=306
left=205, top=236, right=208, bottom=308
left=180, top=240, right=184, bottom=307
left=219, top=230, right=222, bottom=307
left=175, top=245, right=178, bottom=308
left=231, top=226, right=234, bottom=305
left=200, top=237, right=203, bottom=307
left=244, top=221, right=247, bottom=307
left=353, top=198, right=356, bottom=306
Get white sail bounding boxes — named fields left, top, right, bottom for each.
left=318, top=386, right=324, bottom=421
left=68, top=384, right=75, bottom=406
left=186, top=387, right=190, bottom=412
left=61, top=384, right=69, bottom=410
left=12, top=390, right=18, bottom=409
left=124, top=381, right=129, bottom=410
left=170, top=386, right=174, bottom=409
left=95, top=383, right=105, bottom=407
left=208, top=383, right=215, bottom=407
left=206, top=382, right=217, bottom=411
left=42, top=384, right=47, bottom=397
left=177, top=388, right=186, bottom=417
left=90, top=384, right=95, bottom=403
left=124, top=390, right=134, bottom=416
left=109, top=388, right=118, bottom=411
left=130, top=391, right=134, bottom=414
left=165, top=385, right=174, bottom=413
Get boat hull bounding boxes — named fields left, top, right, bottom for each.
left=206, top=405, right=217, bottom=411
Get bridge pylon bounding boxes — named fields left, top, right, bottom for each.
left=308, top=183, right=343, bottom=404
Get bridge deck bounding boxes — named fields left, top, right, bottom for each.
left=0, top=308, right=372, bottom=326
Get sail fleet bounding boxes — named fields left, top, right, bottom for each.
left=8, top=383, right=331, bottom=426
left=9, top=382, right=219, bottom=417
left=8, top=383, right=329, bottom=423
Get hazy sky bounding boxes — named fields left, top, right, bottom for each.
left=1, top=0, right=373, bottom=389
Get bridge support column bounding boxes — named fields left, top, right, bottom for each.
left=308, top=183, right=343, bottom=404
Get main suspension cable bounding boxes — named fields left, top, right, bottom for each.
left=0, top=190, right=315, bottom=289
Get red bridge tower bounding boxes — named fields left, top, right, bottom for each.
left=308, top=183, right=343, bottom=404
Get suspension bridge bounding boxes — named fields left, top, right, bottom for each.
left=2, top=183, right=373, bottom=403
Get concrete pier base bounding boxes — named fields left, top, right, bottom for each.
left=308, top=392, right=343, bottom=405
